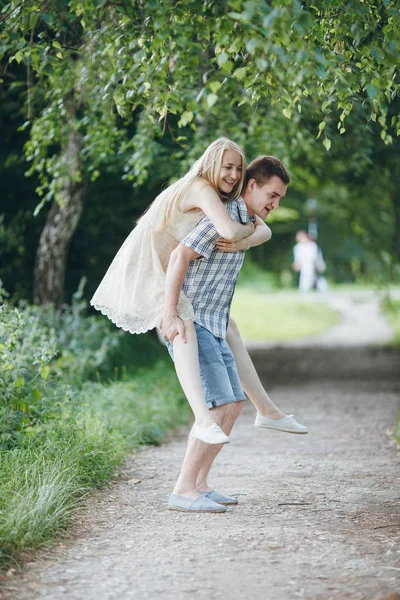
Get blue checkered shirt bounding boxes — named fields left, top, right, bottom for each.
left=180, top=197, right=255, bottom=339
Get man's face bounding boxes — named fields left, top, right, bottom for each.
left=245, top=176, right=287, bottom=219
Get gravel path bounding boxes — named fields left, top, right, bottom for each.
left=1, top=295, right=400, bottom=600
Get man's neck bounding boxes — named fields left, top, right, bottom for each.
left=241, top=191, right=255, bottom=217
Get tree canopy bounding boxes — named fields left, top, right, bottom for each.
left=0, top=0, right=399, bottom=301
left=1, top=0, right=399, bottom=199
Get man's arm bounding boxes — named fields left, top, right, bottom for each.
left=160, top=211, right=231, bottom=342
left=160, top=245, right=200, bottom=343
left=160, top=214, right=219, bottom=342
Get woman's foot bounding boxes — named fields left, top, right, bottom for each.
left=191, top=422, right=230, bottom=444
left=254, top=413, right=308, bottom=434
left=258, top=408, right=285, bottom=419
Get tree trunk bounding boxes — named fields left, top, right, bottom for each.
left=34, top=130, right=84, bottom=306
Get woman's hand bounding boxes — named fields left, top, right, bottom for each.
left=159, top=312, right=187, bottom=343
left=243, top=220, right=255, bottom=237
left=215, top=236, right=249, bottom=253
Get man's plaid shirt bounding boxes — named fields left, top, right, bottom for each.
left=180, top=197, right=255, bottom=339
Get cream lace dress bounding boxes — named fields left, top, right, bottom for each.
left=90, top=194, right=204, bottom=334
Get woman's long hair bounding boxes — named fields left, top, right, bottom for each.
left=137, top=137, right=246, bottom=230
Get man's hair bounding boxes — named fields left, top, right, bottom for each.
left=244, top=155, right=290, bottom=187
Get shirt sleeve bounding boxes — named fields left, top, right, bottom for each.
left=180, top=216, right=219, bottom=259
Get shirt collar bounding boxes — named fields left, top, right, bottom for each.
left=237, top=196, right=256, bottom=223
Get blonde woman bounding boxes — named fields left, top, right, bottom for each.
left=91, top=138, right=298, bottom=445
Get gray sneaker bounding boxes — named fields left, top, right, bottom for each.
left=200, top=490, right=238, bottom=505
left=168, top=493, right=226, bottom=513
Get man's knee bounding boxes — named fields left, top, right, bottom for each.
left=224, top=400, right=244, bottom=421
left=212, top=400, right=244, bottom=423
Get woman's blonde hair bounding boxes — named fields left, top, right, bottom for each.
left=137, top=137, right=246, bottom=230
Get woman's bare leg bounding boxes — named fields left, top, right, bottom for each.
left=226, top=317, right=285, bottom=418
left=171, top=319, right=215, bottom=427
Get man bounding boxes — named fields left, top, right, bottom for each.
left=292, top=230, right=326, bottom=292
left=161, top=156, right=303, bottom=513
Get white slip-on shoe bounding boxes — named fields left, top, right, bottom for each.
left=191, top=422, right=230, bottom=444
left=168, top=493, right=226, bottom=513
left=254, top=413, right=308, bottom=434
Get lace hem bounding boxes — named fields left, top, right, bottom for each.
left=90, top=301, right=194, bottom=335
left=90, top=301, right=159, bottom=334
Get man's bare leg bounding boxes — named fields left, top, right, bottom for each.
left=226, top=317, right=284, bottom=418
left=173, top=401, right=244, bottom=499
left=196, top=401, right=244, bottom=492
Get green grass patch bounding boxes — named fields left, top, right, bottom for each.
left=382, top=298, right=400, bottom=346
left=231, top=289, right=339, bottom=341
left=0, top=292, right=188, bottom=568
left=381, top=298, right=400, bottom=446
left=0, top=363, right=187, bottom=567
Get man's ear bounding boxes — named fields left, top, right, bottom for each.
left=246, top=177, right=257, bottom=192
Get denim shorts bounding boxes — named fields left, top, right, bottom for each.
left=165, top=322, right=246, bottom=409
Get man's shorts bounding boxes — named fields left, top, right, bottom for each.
left=165, top=322, right=246, bottom=409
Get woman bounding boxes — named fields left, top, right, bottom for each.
left=91, top=138, right=290, bottom=444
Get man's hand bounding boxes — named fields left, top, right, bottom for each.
left=292, top=261, right=300, bottom=272
left=215, top=237, right=249, bottom=253
left=159, top=312, right=187, bottom=343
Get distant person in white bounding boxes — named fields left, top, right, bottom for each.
left=292, top=230, right=326, bottom=292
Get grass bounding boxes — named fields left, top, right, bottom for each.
left=382, top=298, right=400, bottom=347
left=231, top=288, right=339, bottom=341
left=0, top=362, right=188, bottom=567
left=381, top=298, right=400, bottom=445
left=0, top=292, right=189, bottom=568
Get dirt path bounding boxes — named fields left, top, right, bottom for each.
left=1, top=298, right=400, bottom=600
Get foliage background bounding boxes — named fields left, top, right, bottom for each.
left=1, top=0, right=399, bottom=303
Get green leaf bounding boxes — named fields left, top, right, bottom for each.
left=41, top=13, right=54, bottom=25
left=14, top=377, right=25, bottom=388
left=246, top=39, right=259, bottom=53
left=31, top=388, right=41, bottom=401
left=40, top=365, right=50, bottom=381
left=178, top=111, right=194, bottom=127
left=209, top=81, right=222, bottom=94
left=366, top=83, right=377, bottom=99
left=282, top=107, right=292, bottom=119
left=217, top=51, right=229, bottom=66
left=323, top=138, right=331, bottom=151
left=221, top=60, right=233, bottom=74
left=52, top=41, right=62, bottom=50
left=233, top=67, right=247, bottom=81
left=206, top=93, right=218, bottom=108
